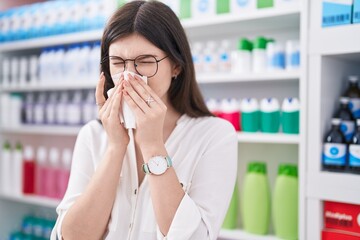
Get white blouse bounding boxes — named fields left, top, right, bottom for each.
left=51, top=114, right=238, bottom=240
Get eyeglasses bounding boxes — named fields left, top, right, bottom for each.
left=102, top=54, right=168, bottom=78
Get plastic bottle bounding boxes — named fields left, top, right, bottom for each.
left=231, top=38, right=252, bottom=74
left=242, top=162, right=270, bottom=235
left=335, top=97, right=355, bottom=143
left=286, top=40, right=300, bottom=70
left=231, top=0, right=256, bottom=13
left=1, top=141, right=12, bottom=195
left=203, top=41, right=218, bottom=73
left=11, top=57, right=19, bottom=86
left=260, top=98, right=281, bottom=133
left=23, top=93, right=35, bottom=125
left=10, top=93, right=22, bottom=128
left=222, top=181, right=239, bottom=229
left=12, top=142, right=23, bottom=196
left=273, top=164, right=298, bottom=240
left=344, top=76, right=360, bottom=119
left=47, top=148, right=60, bottom=199
left=56, top=92, right=69, bottom=125
left=273, top=43, right=286, bottom=70
left=58, top=148, right=72, bottom=199
left=46, top=92, right=58, bottom=125
left=349, top=119, right=360, bottom=173
left=39, top=48, right=49, bottom=83
left=19, top=57, right=28, bottom=86
left=1, top=93, right=11, bottom=128
left=241, top=98, right=260, bottom=132
left=206, top=98, right=221, bottom=117
left=252, top=37, right=267, bottom=73
left=67, top=91, right=83, bottom=125
left=29, top=55, right=39, bottom=85
left=192, top=0, right=216, bottom=19
left=192, top=42, right=204, bottom=74
left=219, top=98, right=241, bottom=131
left=89, top=42, right=101, bottom=82
left=36, top=146, right=47, bottom=197
left=282, top=97, right=300, bottom=134
left=266, top=39, right=276, bottom=71
left=34, top=93, right=47, bottom=125
left=82, top=90, right=96, bottom=124
left=23, top=146, right=36, bottom=194
left=1, top=58, right=10, bottom=87
left=218, top=39, right=232, bottom=72
left=52, top=47, right=65, bottom=83
left=322, top=118, right=347, bottom=171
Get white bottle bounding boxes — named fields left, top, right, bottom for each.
left=203, top=41, right=218, bottom=73
left=10, top=93, right=22, bottom=128
left=67, top=91, right=83, bottom=125
left=78, top=43, right=91, bottom=81
left=48, top=147, right=60, bottom=198
left=231, top=0, right=256, bottom=14
left=285, top=40, right=300, bottom=71
left=11, top=57, right=19, bottom=87
left=29, top=55, right=39, bottom=85
left=34, top=93, right=46, bottom=125
left=218, top=40, right=232, bottom=73
left=12, top=142, right=23, bottom=196
left=2, top=58, right=11, bottom=87
left=24, top=93, right=35, bottom=125
left=56, top=92, right=69, bottom=125
left=192, top=0, right=216, bottom=19
left=0, top=94, right=11, bottom=128
left=266, top=40, right=276, bottom=71
left=231, top=38, right=252, bottom=74
left=39, top=49, right=49, bottom=83
left=52, top=47, right=65, bottom=83
left=252, top=37, right=267, bottom=73
left=274, top=43, right=286, bottom=71
left=19, top=57, right=28, bottom=86
left=1, top=141, right=12, bottom=195
left=82, top=90, right=96, bottom=124
left=191, top=42, right=204, bottom=75
left=36, top=146, right=47, bottom=196
left=89, top=42, right=101, bottom=82
left=46, top=92, right=57, bottom=125
left=206, top=98, right=221, bottom=116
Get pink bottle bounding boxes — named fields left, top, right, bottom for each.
left=219, top=98, right=241, bottom=131
left=46, top=148, right=60, bottom=199
left=57, top=148, right=72, bottom=199
left=36, top=146, right=48, bottom=197
left=23, top=146, right=36, bottom=195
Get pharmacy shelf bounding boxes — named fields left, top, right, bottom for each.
left=0, top=193, right=60, bottom=208
left=0, top=30, right=103, bottom=52
left=197, top=70, right=300, bottom=84
left=307, top=171, right=360, bottom=205
left=237, top=132, right=299, bottom=144
left=183, top=6, right=300, bottom=36
left=0, top=81, right=97, bottom=92
left=310, top=24, right=360, bottom=56
left=0, top=125, right=82, bottom=136
left=219, top=229, right=279, bottom=240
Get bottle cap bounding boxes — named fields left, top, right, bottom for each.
left=3, top=141, right=11, bottom=150
left=253, top=37, right=267, bottom=50
left=49, top=147, right=60, bottom=167
left=357, top=119, right=360, bottom=127
left=348, top=75, right=359, bottom=83
left=260, top=98, right=280, bottom=112
left=15, top=142, right=22, bottom=151
left=331, top=118, right=341, bottom=126
left=282, top=97, right=300, bottom=112
left=278, top=164, right=298, bottom=177
left=62, top=148, right=72, bottom=169
left=247, top=162, right=267, bottom=174
left=238, top=38, right=252, bottom=51
left=36, top=146, right=47, bottom=164
left=241, top=98, right=259, bottom=113
left=23, top=146, right=34, bottom=161
left=206, top=98, right=220, bottom=112
left=340, top=97, right=350, bottom=104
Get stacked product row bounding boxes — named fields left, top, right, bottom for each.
left=222, top=162, right=299, bottom=240
left=322, top=76, right=360, bottom=174
left=322, top=0, right=360, bottom=27
left=0, top=90, right=97, bottom=128
left=158, top=0, right=299, bottom=19
left=0, top=0, right=109, bottom=43
left=0, top=142, right=72, bottom=200
left=192, top=37, right=300, bottom=75
left=206, top=97, right=300, bottom=134
left=6, top=214, right=56, bottom=240
left=1, top=42, right=101, bottom=88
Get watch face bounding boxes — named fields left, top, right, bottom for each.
left=148, top=156, right=168, bottom=175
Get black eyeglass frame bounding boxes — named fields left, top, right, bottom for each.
left=101, top=54, right=169, bottom=78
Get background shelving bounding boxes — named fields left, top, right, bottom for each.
left=219, top=229, right=280, bottom=240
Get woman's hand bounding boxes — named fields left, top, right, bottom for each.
left=96, top=72, right=130, bottom=148
left=122, top=73, right=167, bottom=153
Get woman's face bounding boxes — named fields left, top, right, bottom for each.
left=108, top=33, right=178, bottom=103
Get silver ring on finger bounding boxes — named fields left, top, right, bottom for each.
left=96, top=101, right=105, bottom=107
left=145, top=96, right=155, bottom=107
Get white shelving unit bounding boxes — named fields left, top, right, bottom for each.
left=0, top=2, right=308, bottom=239
left=306, top=1, right=360, bottom=239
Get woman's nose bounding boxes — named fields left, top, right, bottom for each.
left=124, top=60, right=136, bottom=73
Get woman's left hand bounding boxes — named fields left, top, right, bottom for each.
left=122, top=73, right=167, bottom=152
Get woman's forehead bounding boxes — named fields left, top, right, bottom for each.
left=109, top=33, right=163, bottom=58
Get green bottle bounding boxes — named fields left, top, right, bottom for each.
left=261, top=98, right=280, bottom=133
left=257, top=0, right=274, bottom=9
left=180, top=0, right=192, bottom=19
left=273, top=164, right=298, bottom=240
left=242, top=162, right=270, bottom=235
left=222, top=181, right=239, bottom=229
left=217, top=0, right=230, bottom=14
left=241, top=98, right=260, bottom=132
left=282, top=98, right=300, bottom=134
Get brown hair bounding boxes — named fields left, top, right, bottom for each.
left=100, top=0, right=212, bottom=118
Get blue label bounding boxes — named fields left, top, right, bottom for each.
left=237, top=0, right=250, bottom=7
left=340, top=121, right=355, bottom=142
left=349, top=145, right=360, bottom=167
left=323, top=143, right=347, bottom=166
left=322, top=2, right=352, bottom=27
left=198, top=0, right=209, bottom=13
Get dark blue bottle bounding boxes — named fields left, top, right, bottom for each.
left=323, top=118, right=347, bottom=171
left=335, top=97, right=355, bottom=143
left=349, top=119, right=360, bottom=173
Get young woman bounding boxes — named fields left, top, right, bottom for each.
left=51, top=1, right=237, bottom=239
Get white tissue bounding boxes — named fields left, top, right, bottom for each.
left=107, top=71, right=148, bottom=129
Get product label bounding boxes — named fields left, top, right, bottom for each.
left=340, top=120, right=355, bottom=142
left=349, top=145, right=360, bottom=167
left=349, top=98, right=360, bottom=118
left=323, top=143, right=347, bottom=166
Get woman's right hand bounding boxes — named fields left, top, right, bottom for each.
left=96, top=72, right=130, bottom=148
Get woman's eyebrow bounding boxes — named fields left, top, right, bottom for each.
left=109, top=53, right=160, bottom=58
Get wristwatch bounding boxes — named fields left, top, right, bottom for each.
left=142, top=156, right=172, bottom=175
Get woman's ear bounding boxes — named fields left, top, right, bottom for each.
left=172, top=64, right=181, bottom=79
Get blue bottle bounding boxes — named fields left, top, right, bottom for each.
left=335, top=97, right=355, bottom=143
left=349, top=119, right=360, bottom=173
